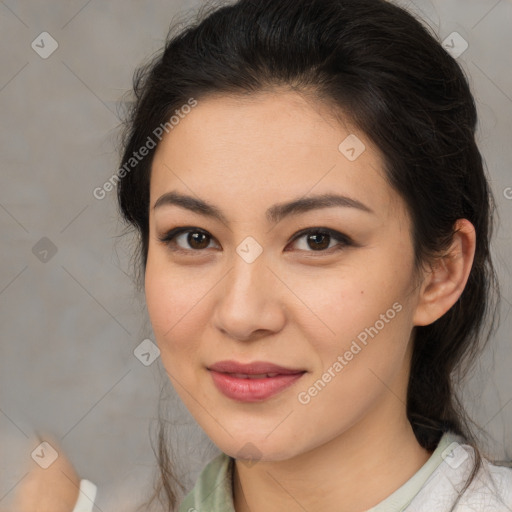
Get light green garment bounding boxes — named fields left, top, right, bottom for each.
left=178, top=431, right=462, bottom=512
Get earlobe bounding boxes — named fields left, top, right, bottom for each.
left=413, top=219, right=476, bottom=327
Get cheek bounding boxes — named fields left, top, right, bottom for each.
left=295, top=303, right=413, bottom=433
left=282, top=258, right=409, bottom=344
left=144, top=258, right=204, bottom=361
left=287, top=254, right=415, bottom=396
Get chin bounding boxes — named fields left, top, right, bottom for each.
left=208, top=429, right=302, bottom=463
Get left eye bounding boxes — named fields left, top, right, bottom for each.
left=158, top=227, right=352, bottom=253
left=287, top=228, right=352, bottom=253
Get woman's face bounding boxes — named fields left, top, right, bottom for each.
left=145, top=90, right=423, bottom=461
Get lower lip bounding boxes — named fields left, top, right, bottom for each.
left=209, top=370, right=305, bottom=402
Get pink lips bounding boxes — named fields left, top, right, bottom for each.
left=208, top=360, right=306, bottom=402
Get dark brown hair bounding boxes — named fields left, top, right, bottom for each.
left=117, top=0, right=501, bottom=509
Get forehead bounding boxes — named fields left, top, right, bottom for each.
left=150, top=90, right=404, bottom=222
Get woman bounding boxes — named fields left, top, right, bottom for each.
left=16, top=0, right=512, bottom=510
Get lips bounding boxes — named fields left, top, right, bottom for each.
left=229, top=372, right=281, bottom=379
left=208, top=360, right=305, bottom=375
left=207, top=360, right=306, bottom=402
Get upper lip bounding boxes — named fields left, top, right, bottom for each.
left=208, top=360, right=306, bottom=375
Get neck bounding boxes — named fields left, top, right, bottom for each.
left=232, top=406, right=432, bottom=512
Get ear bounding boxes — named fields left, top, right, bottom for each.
left=413, top=219, right=476, bottom=327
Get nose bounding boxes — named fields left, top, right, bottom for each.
left=212, top=250, right=286, bottom=342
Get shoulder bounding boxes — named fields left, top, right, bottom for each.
left=460, top=457, right=512, bottom=511
left=408, top=437, right=512, bottom=511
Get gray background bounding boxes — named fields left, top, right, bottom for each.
left=0, top=1, right=511, bottom=511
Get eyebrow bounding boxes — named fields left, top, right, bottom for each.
left=153, top=190, right=374, bottom=225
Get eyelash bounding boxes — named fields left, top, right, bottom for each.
left=157, top=226, right=354, bottom=255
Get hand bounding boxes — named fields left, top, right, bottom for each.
left=14, top=432, right=81, bottom=512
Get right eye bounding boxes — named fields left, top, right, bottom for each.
left=158, top=227, right=220, bottom=252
